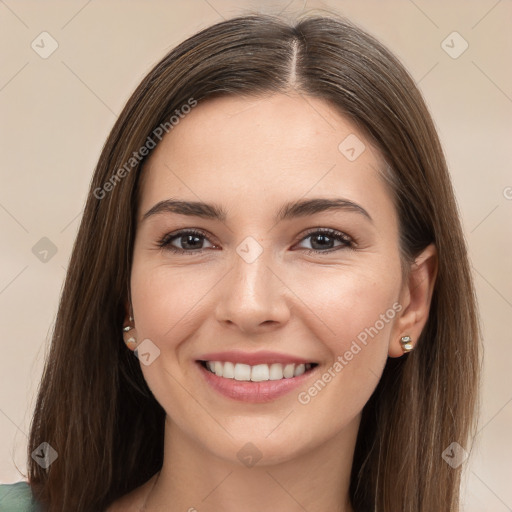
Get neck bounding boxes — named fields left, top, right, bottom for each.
left=143, top=414, right=359, bottom=512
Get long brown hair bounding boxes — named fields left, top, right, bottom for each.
left=27, top=13, right=481, bottom=511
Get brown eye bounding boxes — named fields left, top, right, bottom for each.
left=158, top=229, right=216, bottom=254
left=295, top=228, right=355, bottom=254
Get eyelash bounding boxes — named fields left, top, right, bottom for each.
left=156, top=228, right=356, bottom=256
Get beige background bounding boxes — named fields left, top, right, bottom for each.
left=1, top=0, right=511, bottom=510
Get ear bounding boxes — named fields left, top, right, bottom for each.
left=123, top=299, right=132, bottom=324
left=388, top=243, right=438, bottom=357
left=122, top=299, right=138, bottom=351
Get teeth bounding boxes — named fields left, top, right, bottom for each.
left=294, top=363, right=306, bottom=377
left=203, top=361, right=314, bottom=381
left=222, top=361, right=235, bottom=378
left=250, top=364, right=269, bottom=382
left=269, top=363, right=285, bottom=380
left=214, top=361, right=224, bottom=377
left=234, top=363, right=251, bottom=381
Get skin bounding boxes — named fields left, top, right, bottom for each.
left=109, top=93, right=437, bottom=512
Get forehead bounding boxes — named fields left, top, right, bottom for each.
left=137, top=93, right=395, bottom=225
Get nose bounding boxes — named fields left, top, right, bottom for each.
left=214, top=247, right=291, bottom=334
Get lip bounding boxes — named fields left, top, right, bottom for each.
left=195, top=360, right=319, bottom=403
left=196, top=350, right=316, bottom=366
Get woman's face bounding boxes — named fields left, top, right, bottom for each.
left=130, top=93, right=406, bottom=465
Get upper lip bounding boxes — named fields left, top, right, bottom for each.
left=197, top=350, right=317, bottom=366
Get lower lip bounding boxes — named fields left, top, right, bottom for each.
left=196, top=361, right=318, bottom=403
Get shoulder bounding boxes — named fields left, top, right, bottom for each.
left=0, top=481, right=42, bottom=511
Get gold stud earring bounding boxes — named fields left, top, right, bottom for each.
left=400, top=335, right=413, bottom=353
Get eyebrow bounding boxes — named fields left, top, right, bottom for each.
left=141, top=197, right=373, bottom=224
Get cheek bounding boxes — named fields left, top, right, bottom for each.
left=292, top=265, right=400, bottom=409
left=327, top=278, right=398, bottom=355
left=293, top=261, right=400, bottom=347
left=129, top=260, right=215, bottom=411
left=130, top=259, right=216, bottom=346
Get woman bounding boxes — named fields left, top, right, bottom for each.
left=0, top=12, right=480, bottom=512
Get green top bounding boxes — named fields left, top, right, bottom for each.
left=0, top=482, right=42, bottom=511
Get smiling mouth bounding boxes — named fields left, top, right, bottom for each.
left=198, top=360, right=319, bottom=381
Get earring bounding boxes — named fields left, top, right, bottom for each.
left=400, top=335, right=413, bottom=353
left=123, top=319, right=137, bottom=346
